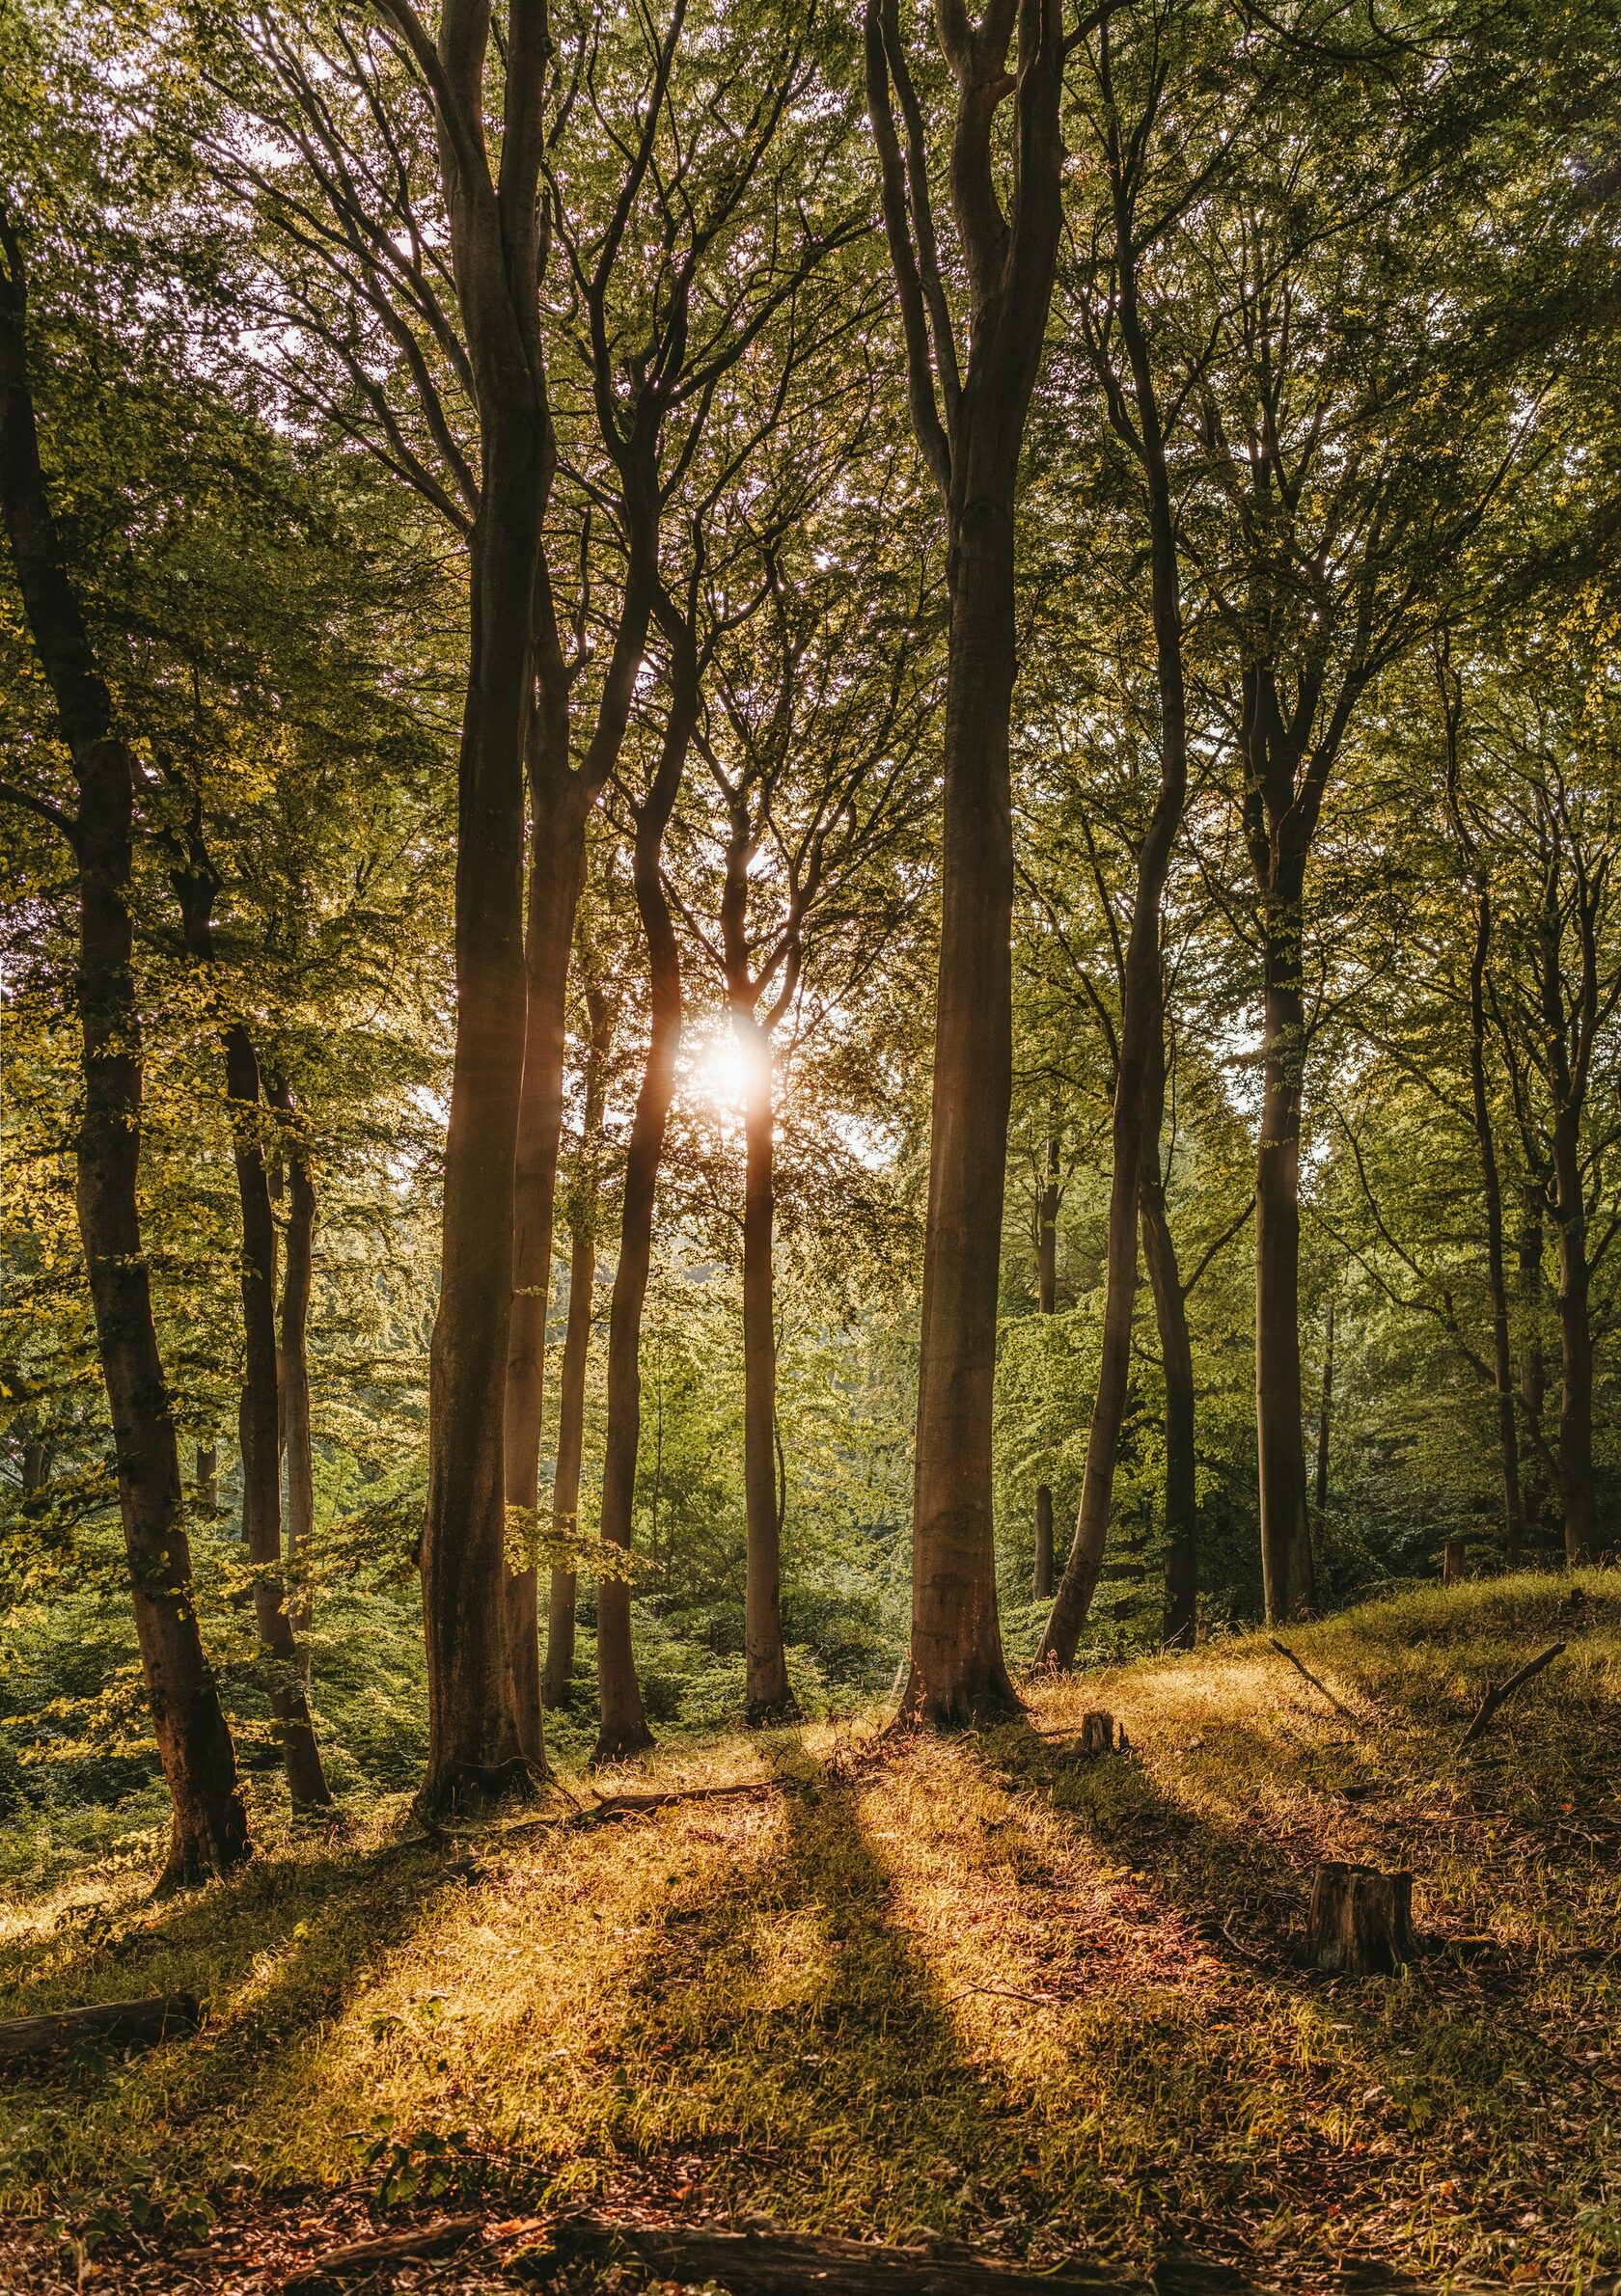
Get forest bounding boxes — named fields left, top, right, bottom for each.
left=1, top=0, right=1619, bottom=2291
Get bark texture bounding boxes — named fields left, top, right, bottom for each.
left=0, top=214, right=249, bottom=1886
left=1032, top=1136, right=1058, bottom=1600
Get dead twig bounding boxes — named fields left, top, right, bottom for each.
left=1269, top=1639, right=1360, bottom=1726
left=1457, top=1641, right=1567, bottom=1754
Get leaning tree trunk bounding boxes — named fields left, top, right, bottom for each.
left=594, top=686, right=697, bottom=1763
left=0, top=232, right=250, bottom=1887
left=739, top=1014, right=796, bottom=1722
left=503, top=786, right=589, bottom=1764
left=1032, top=1134, right=1058, bottom=1600
left=903, top=496, right=1023, bottom=1727
left=1254, top=905, right=1317, bottom=1623
left=1551, top=1119, right=1597, bottom=1567
left=224, top=1025, right=331, bottom=1810
left=274, top=1093, right=317, bottom=1659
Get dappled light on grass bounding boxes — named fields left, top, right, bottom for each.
left=0, top=1576, right=1616, bottom=2286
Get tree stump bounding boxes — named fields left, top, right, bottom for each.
left=1442, top=1538, right=1465, bottom=1586
left=1079, top=1710, right=1118, bottom=1756
left=1304, top=1861, right=1416, bottom=1975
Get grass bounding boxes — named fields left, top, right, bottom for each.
left=0, top=1572, right=1617, bottom=2290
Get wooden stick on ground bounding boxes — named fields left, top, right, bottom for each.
left=517, top=2216, right=1260, bottom=2292
left=1457, top=1640, right=1567, bottom=1754
left=0, top=1991, right=200, bottom=2067
left=1269, top=1639, right=1360, bottom=1725
left=280, top=2213, right=483, bottom=2291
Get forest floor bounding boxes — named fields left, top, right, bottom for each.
left=0, top=1572, right=1617, bottom=2296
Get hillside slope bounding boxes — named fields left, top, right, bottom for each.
left=0, top=1572, right=1617, bottom=2292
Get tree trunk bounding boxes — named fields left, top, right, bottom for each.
left=544, top=1216, right=595, bottom=1710
left=503, top=795, right=588, bottom=1764
left=739, top=1015, right=796, bottom=1722
left=594, top=678, right=698, bottom=1763
left=1518, top=1188, right=1548, bottom=1542
left=1036, top=209, right=1189, bottom=1675
left=1140, top=1181, right=1196, bottom=1652
left=274, top=1096, right=317, bottom=1663
left=903, top=500, right=1022, bottom=1726
left=419, top=415, right=546, bottom=1812
left=223, top=1024, right=331, bottom=1811
left=1032, top=1134, right=1058, bottom=1601
left=195, top=1444, right=218, bottom=1517
left=0, top=233, right=250, bottom=1887
left=1462, top=884, right=1524, bottom=1563
left=1551, top=1119, right=1596, bottom=1567
left=1254, top=918, right=1317, bottom=1623
left=1313, top=1298, right=1334, bottom=1524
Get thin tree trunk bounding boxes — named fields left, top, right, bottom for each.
left=223, top=1024, right=331, bottom=1810
left=0, top=226, right=249, bottom=1885
left=503, top=794, right=588, bottom=1764
left=1032, top=1134, right=1058, bottom=1601
left=594, top=673, right=698, bottom=1763
left=1254, top=915, right=1317, bottom=1623
left=196, top=1445, right=218, bottom=1516
left=739, top=1017, right=796, bottom=1722
left=1551, top=1119, right=1597, bottom=1567
left=274, top=1091, right=317, bottom=1661
left=1037, top=171, right=1189, bottom=1673
left=1140, top=1178, right=1196, bottom=1653
left=543, top=1216, right=595, bottom=1710
left=1313, top=1298, right=1334, bottom=1523
left=1463, top=890, right=1524, bottom=1563
left=542, top=976, right=611, bottom=1710
left=1518, top=1188, right=1548, bottom=1544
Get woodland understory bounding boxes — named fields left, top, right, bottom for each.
left=4, top=0, right=1621, bottom=2289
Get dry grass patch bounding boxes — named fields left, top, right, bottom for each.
left=0, top=1574, right=1616, bottom=2291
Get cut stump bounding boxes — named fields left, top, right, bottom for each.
left=1079, top=1710, right=1121, bottom=1756
left=0, top=1991, right=201, bottom=2067
left=1442, top=1538, right=1465, bottom=1586
left=1305, top=1860, right=1416, bottom=1975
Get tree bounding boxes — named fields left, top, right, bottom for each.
left=865, top=0, right=1070, bottom=1725
left=0, top=207, right=250, bottom=1884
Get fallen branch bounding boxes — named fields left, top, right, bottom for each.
left=279, top=2213, right=483, bottom=2291
left=514, top=2216, right=1255, bottom=2292
left=0, top=1991, right=200, bottom=2066
left=1457, top=1641, right=1567, bottom=1753
left=1269, top=1639, right=1360, bottom=1725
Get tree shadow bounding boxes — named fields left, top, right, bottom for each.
left=0, top=1826, right=464, bottom=2198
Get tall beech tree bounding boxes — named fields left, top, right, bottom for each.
left=1035, top=4, right=1210, bottom=1671
left=0, top=211, right=250, bottom=1884
left=865, top=0, right=1070, bottom=1725
left=221, top=3, right=861, bottom=1773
